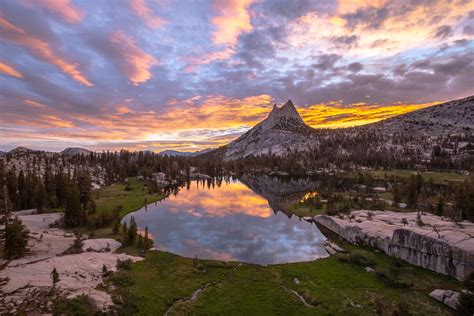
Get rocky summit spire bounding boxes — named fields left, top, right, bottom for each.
left=267, top=99, right=304, bottom=125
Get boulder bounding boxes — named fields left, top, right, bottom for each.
left=82, top=239, right=121, bottom=253
left=429, top=289, right=461, bottom=310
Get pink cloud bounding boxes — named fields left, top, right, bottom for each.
left=212, top=0, right=255, bottom=46
left=20, top=0, right=84, bottom=23
left=0, top=16, right=93, bottom=86
left=130, top=0, right=166, bottom=29
left=109, top=30, right=158, bottom=85
left=183, top=0, right=255, bottom=69
left=0, top=61, right=23, bottom=78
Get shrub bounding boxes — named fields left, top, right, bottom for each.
left=374, top=269, right=412, bottom=288
left=116, top=258, right=133, bottom=270
left=63, top=234, right=83, bottom=255
left=110, top=272, right=135, bottom=287
left=337, top=251, right=375, bottom=267
left=52, top=294, right=98, bottom=316
left=367, top=211, right=373, bottom=220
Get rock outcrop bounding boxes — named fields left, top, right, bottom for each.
left=0, top=212, right=143, bottom=314
left=314, top=210, right=474, bottom=280
left=429, top=289, right=461, bottom=310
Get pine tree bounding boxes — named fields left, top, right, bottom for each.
left=112, top=219, right=120, bottom=235
left=406, top=175, right=418, bottom=208
left=4, top=215, right=29, bottom=259
left=6, top=170, right=18, bottom=211
left=55, top=171, right=68, bottom=208
left=17, top=171, right=27, bottom=210
left=77, top=170, right=92, bottom=212
left=143, top=226, right=152, bottom=250
left=128, top=216, right=138, bottom=245
left=392, top=182, right=402, bottom=205
left=435, top=195, right=444, bottom=216
left=51, top=268, right=60, bottom=289
left=34, top=181, right=48, bottom=213
left=64, top=185, right=84, bottom=228
left=121, top=222, right=129, bottom=245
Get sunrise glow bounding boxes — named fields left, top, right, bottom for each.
left=1, top=0, right=473, bottom=152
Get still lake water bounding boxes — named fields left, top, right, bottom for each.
left=123, top=178, right=328, bottom=265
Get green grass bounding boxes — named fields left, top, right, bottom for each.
left=107, top=245, right=461, bottom=315
left=94, top=177, right=165, bottom=218
left=67, top=177, right=166, bottom=239
left=368, top=169, right=468, bottom=184
left=287, top=203, right=326, bottom=217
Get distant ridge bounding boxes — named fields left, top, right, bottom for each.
left=158, top=148, right=214, bottom=157
left=62, top=147, right=92, bottom=156
left=372, top=95, right=473, bottom=136
left=7, top=147, right=38, bottom=156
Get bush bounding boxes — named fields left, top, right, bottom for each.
left=374, top=269, right=412, bottom=288
left=110, top=272, right=135, bottom=287
left=116, top=258, right=133, bottom=270
left=337, top=251, right=375, bottom=267
left=63, top=234, right=83, bottom=255
left=52, top=294, right=99, bottom=316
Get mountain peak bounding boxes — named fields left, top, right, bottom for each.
left=223, top=98, right=313, bottom=159
left=267, top=99, right=303, bottom=125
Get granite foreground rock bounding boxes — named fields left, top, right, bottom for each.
left=429, top=289, right=461, bottom=310
left=314, top=210, right=474, bottom=280
left=0, top=212, right=143, bottom=314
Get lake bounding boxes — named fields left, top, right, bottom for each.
left=123, top=177, right=328, bottom=265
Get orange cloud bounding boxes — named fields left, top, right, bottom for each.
left=109, top=30, right=158, bottom=85
left=212, top=0, right=255, bottom=46
left=286, top=1, right=474, bottom=58
left=0, top=94, right=441, bottom=152
left=130, top=0, right=166, bottom=29
left=185, top=0, right=255, bottom=68
left=20, top=0, right=84, bottom=23
left=24, top=99, right=48, bottom=109
left=299, top=102, right=436, bottom=128
left=168, top=181, right=272, bottom=218
left=336, top=0, right=388, bottom=14
left=0, top=61, right=23, bottom=78
left=0, top=17, right=93, bottom=86
left=40, top=115, right=75, bottom=128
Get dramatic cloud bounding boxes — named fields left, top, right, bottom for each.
left=0, top=61, right=23, bottom=78
left=20, top=0, right=84, bottom=23
left=107, top=30, right=158, bottom=85
left=0, top=12, right=93, bottom=86
left=130, top=0, right=166, bottom=29
left=0, top=0, right=473, bottom=151
left=212, top=0, right=255, bottom=46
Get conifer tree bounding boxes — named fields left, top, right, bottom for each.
left=34, top=181, right=48, bottom=213
left=4, top=215, right=29, bottom=259
left=121, top=222, right=129, bottom=245
left=128, top=216, right=138, bottom=245
left=51, top=268, right=60, bottom=289
left=64, top=185, right=84, bottom=227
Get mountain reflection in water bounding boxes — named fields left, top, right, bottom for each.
left=123, top=177, right=328, bottom=265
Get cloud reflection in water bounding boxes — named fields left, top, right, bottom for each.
left=124, top=179, right=328, bottom=265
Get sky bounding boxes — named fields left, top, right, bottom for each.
left=1, top=0, right=473, bottom=152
